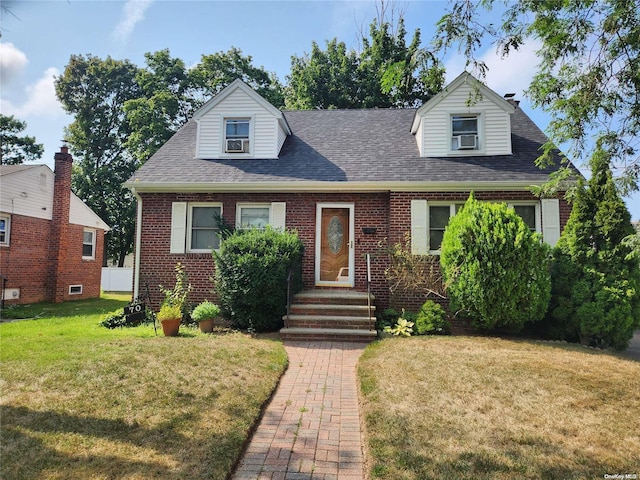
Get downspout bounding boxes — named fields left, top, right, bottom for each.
left=132, top=189, right=143, bottom=300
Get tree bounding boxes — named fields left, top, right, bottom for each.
left=55, top=54, right=142, bottom=266
left=440, top=193, right=552, bottom=331
left=285, top=13, right=444, bottom=109
left=434, top=1, right=640, bottom=194
left=0, top=114, right=44, bottom=165
left=547, top=145, right=640, bottom=349
left=190, top=47, right=284, bottom=108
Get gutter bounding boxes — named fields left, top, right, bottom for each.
left=132, top=188, right=143, bottom=301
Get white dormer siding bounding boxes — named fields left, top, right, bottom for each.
left=194, top=80, right=290, bottom=159
left=412, top=72, right=514, bottom=157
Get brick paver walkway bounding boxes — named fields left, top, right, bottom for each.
left=232, top=341, right=367, bottom=480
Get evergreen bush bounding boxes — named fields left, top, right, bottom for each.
left=414, top=300, right=449, bottom=335
left=545, top=148, right=640, bottom=349
left=213, top=227, right=304, bottom=332
left=440, top=193, right=551, bottom=331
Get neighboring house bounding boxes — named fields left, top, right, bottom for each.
left=0, top=147, right=110, bottom=305
left=125, top=72, right=575, bottom=339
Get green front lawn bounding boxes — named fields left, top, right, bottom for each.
left=359, top=336, right=640, bottom=479
left=0, top=294, right=288, bottom=479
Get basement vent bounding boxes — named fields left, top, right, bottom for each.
left=69, top=285, right=83, bottom=295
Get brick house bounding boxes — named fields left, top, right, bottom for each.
left=125, top=72, right=574, bottom=340
left=0, top=147, right=109, bottom=305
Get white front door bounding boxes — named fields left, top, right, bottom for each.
left=315, top=203, right=355, bottom=287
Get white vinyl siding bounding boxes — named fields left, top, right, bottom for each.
left=417, top=81, right=512, bottom=157
left=541, top=199, right=561, bottom=247
left=196, top=88, right=281, bottom=159
left=0, top=166, right=54, bottom=221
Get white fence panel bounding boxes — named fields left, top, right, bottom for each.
left=101, top=267, right=133, bottom=292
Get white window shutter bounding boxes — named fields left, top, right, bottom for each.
left=541, top=199, right=561, bottom=247
left=170, top=202, right=187, bottom=253
left=270, top=202, right=286, bottom=230
left=411, top=199, right=428, bottom=255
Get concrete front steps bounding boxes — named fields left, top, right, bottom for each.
left=280, top=290, right=377, bottom=343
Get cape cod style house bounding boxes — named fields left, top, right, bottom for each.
left=1, top=147, right=110, bottom=305
left=125, top=72, right=572, bottom=340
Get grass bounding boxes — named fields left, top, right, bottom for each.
left=359, top=336, right=640, bottom=480
left=0, top=294, right=288, bottom=479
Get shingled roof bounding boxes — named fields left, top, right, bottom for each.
left=126, top=105, right=565, bottom=191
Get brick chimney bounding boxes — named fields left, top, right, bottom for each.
left=49, top=145, right=73, bottom=302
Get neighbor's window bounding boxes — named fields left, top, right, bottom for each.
left=82, top=229, right=96, bottom=259
left=225, top=118, right=250, bottom=153
left=0, top=215, right=9, bottom=246
left=237, top=204, right=270, bottom=229
left=188, top=204, right=222, bottom=252
left=451, top=115, right=479, bottom=150
left=510, top=204, right=540, bottom=232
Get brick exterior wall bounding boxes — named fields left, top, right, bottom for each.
left=1, top=147, right=105, bottom=305
left=136, top=190, right=571, bottom=314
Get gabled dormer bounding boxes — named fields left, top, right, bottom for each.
left=193, top=79, right=291, bottom=159
left=411, top=72, right=515, bottom=157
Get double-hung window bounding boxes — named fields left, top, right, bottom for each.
left=83, top=229, right=96, bottom=259
left=237, top=204, right=270, bottom=229
left=452, top=115, right=479, bottom=151
left=225, top=118, right=250, bottom=154
left=188, top=204, right=222, bottom=252
left=411, top=200, right=464, bottom=255
left=510, top=203, right=540, bottom=233
left=0, top=215, right=9, bottom=246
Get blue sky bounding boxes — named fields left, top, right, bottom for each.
left=1, top=0, right=638, bottom=219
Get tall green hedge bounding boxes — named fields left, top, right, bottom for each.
left=440, top=193, right=551, bottom=331
left=546, top=148, right=640, bottom=349
left=213, top=227, right=303, bottom=332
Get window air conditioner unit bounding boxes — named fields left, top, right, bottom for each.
left=226, top=139, right=245, bottom=153
left=457, top=134, right=477, bottom=150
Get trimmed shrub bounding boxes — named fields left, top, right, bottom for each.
left=213, top=227, right=304, bottom=332
left=440, top=193, right=551, bottom=331
left=415, top=300, right=449, bottom=335
left=545, top=149, right=640, bottom=350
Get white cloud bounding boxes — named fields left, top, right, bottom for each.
left=0, top=42, right=28, bottom=86
left=1, top=67, right=63, bottom=119
left=111, top=0, right=154, bottom=45
left=445, top=39, right=543, bottom=98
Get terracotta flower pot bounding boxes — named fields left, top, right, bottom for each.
left=161, top=318, right=181, bottom=336
left=198, top=319, right=214, bottom=333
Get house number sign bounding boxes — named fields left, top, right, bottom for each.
left=327, top=216, right=343, bottom=254
left=124, top=303, right=146, bottom=322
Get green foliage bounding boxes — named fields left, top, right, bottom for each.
left=383, top=316, right=414, bottom=337
left=100, top=307, right=151, bottom=329
left=414, top=300, right=449, bottom=335
left=285, top=14, right=444, bottom=109
left=0, top=114, right=44, bottom=165
left=434, top=1, right=640, bottom=194
left=440, top=193, right=552, bottom=331
left=157, top=303, right=182, bottom=322
left=55, top=54, right=141, bottom=266
left=191, top=301, right=221, bottom=322
left=546, top=148, right=640, bottom=350
left=213, top=227, right=304, bottom=332
left=158, top=262, right=192, bottom=324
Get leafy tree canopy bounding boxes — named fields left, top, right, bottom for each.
left=286, top=13, right=444, bottom=109
left=0, top=114, right=44, bottom=165
left=434, top=0, right=640, bottom=194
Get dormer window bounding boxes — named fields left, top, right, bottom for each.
left=452, top=115, right=479, bottom=151
left=225, top=118, right=250, bottom=154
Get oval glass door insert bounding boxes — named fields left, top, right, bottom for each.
left=327, top=216, right=344, bottom=254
